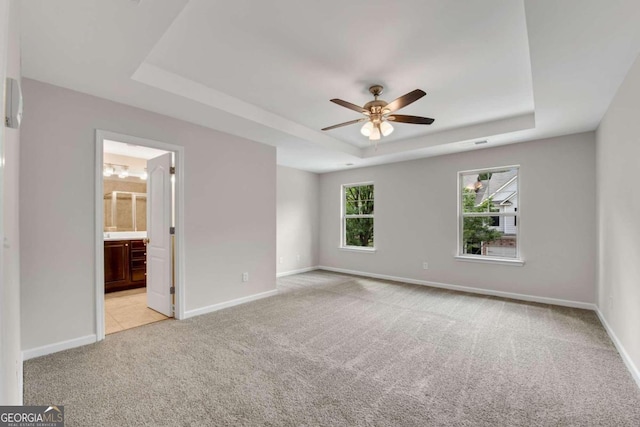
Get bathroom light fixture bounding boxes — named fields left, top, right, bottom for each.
left=104, top=163, right=148, bottom=180
left=103, top=164, right=115, bottom=177
left=118, top=166, right=129, bottom=179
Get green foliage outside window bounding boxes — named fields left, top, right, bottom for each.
left=462, top=188, right=502, bottom=254
left=344, top=185, right=374, bottom=247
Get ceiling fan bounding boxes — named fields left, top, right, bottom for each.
left=322, top=85, right=434, bottom=142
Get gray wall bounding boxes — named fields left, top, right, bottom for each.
left=20, top=79, right=276, bottom=351
left=319, top=133, right=597, bottom=304
left=1, top=0, right=22, bottom=405
left=596, top=55, right=640, bottom=376
left=277, top=166, right=319, bottom=274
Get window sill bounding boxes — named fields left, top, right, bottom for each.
left=339, top=246, right=377, bottom=253
left=454, top=255, right=524, bottom=266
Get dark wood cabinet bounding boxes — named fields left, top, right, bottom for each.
left=104, top=239, right=146, bottom=293
left=129, top=240, right=147, bottom=287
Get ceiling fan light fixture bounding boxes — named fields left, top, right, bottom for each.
left=360, top=121, right=374, bottom=136
left=369, top=126, right=381, bottom=141
left=380, top=121, right=394, bottom=136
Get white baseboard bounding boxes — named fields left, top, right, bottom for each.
left=17, top=353, right=23, bottom=405
left=276, top=266, right=319, bottom=278
left=22, top=334, right=97, bottom=361
left=595, top=308, right=640, bottom=389
left=184, top=289, right=279, bottom=319
left=318, top=266, right=597, bottom=310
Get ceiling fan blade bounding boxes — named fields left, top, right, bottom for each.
left=330, top=99, right=367, bottom=114
left=322, top=118, right=367, bottom=131
left=387, top=115, right=434, bottom=125
left=384, top=89, right=427, bottom=113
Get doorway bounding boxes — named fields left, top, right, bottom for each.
left=95, top=130, right=185, bottom=341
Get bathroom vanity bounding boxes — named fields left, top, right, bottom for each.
left=104, top=235, right=147, bottom=293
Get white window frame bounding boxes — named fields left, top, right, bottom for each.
left=340, top=182, right=376, bottom=252
left=456, top=165, right=524, bottom=266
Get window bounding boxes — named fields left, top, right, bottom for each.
left=342, top=183, right=374, bottom=249
left=458, top=166, right=520, bottom=262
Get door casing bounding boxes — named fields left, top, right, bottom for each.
left=94, top=130, right=185, bottom=341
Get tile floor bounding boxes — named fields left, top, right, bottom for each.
left=105, top=288, right=169, bottom=334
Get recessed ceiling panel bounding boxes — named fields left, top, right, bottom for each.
left=144, top=0, right=534, bottom=147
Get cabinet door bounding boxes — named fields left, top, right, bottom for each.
left=104, top=240, right=130, bottom=290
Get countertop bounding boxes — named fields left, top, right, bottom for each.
left=104, top=232, right=147, bottom=241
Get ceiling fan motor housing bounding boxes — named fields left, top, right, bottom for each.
left=364, top=100, right=388, bottom=123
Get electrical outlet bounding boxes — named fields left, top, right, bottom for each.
left=423, top=262, right=429, bottom=270
left=242, top=272, right=249, bottom=282
left=296, top=254, right=301, bottom=262
left=279, top=257, right=283, bottom=264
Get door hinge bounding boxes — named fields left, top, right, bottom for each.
left=170, top=286, right=175, bottom=295
left=170, top=166, right=176, bottom=175
left=169, top=226, right=175, bottom=235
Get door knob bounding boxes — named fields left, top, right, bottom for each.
left=143, top=238, right=150, bottom=245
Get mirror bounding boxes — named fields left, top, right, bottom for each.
left=4, top=77, right=23, bottom=129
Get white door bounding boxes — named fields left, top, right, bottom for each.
left=146, top=152, right=173, bottom=316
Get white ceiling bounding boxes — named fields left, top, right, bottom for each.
left=104, top=139, right=169, bottom=160
left=20, top=0, right=640, bottom=172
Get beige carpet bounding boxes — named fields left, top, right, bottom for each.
left=24, top=271, right=640, bottom=426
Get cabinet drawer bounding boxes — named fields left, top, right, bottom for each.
left=131, top=249, right=146, bottom=260
left=131, top=268, right=146, bottom=282
left=131, top=239, right=146, bottom=249
left=132, top=258, right=147, bottom=269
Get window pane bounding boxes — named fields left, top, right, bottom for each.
left=462, top=215, right=517, bottom=258
left=345, top=218, right=374, bottom=247
left=345, top=185, right=374, bottom=215
left=461, top=168, right=517, bottom=214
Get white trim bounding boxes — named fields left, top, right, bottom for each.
left=454, top=255, right=524, bottom=266
left=595, top=309, right=640, bottom=390
left=95, top=130, right=187, bottom=343
left=22, top=335, right=97, bottom=361
left=341, top=181, right=375, bottom=249
left=17, top=353, right=23, bottom=405
left=458, top=165, right=521, bottom=261
left=183, top=289, right=279, bottom=319
left=276, top=266, right=319, bottom=278
left=317, top=266, right=596, bottom=310
left=339, top=246, right=377, bottom=253
left=95, top=135, right=105, bottom=341
left=458, top=164, right=521, bottom=175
